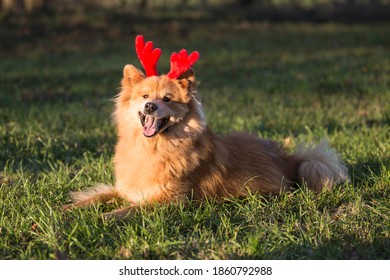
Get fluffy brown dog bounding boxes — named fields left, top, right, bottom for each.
left=65, top=37, right=348, bottom=218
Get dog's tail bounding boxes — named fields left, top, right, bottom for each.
left=294, top=141, right=349, bottom=192
left=63, top=184, right=117, bottom=210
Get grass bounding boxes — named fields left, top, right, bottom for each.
left=0, top=20, right=389, bottom=259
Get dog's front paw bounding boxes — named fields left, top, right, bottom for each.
left=62, top=203, right=76, bottom=211
left=102, top=207, right=134, bottom=220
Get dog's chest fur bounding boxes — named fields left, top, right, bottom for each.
left=113, top=127, right=209, bottom=204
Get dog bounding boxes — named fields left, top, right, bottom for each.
left=64, top=35, right=349, bottom=218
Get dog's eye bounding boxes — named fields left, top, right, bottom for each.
left=163, top=96, right=171, bottom=103
left=143, top=94, right=149, bottom=99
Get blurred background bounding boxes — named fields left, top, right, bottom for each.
left=1, top=0, right=390, bottom=55
left=2, top=0, right=390, bottom=21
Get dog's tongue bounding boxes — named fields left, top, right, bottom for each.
left=143, top=115, right=158, bottom=137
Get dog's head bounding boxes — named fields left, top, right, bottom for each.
left=115, top=35, right=203, bottom=139
left=116, top=64, right=201, bottom=138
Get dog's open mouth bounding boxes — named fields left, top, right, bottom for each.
left=139, top=112, right=170, bottom=137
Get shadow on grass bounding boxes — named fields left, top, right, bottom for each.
left=259, top=236, right=390, bottom=259
left=1, top=131, right=115, bottom=174
left=348, top=157, right=389, bottom=188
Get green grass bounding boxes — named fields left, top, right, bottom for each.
left=0, top=22, right=389, bottom=259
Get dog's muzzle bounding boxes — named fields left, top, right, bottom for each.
left=139, top=102, right=170, bottom=137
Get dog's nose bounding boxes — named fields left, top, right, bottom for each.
left=144, top=102, right=157, bottom=113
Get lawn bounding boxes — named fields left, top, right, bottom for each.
left=0, top=20, right=389, bottom=259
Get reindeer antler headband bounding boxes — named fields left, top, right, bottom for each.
left=135, top=35, right=200, bottom=79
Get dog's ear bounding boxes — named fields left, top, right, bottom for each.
left=121, top=64, right=145, bottom=89
left=176, top=68, right=197, bottom=94
left=118, top=65, right=145, bottom=105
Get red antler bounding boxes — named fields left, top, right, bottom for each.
left=167, top=49, right=200, bottom=79
left=135, top=35, right=162, bottom=77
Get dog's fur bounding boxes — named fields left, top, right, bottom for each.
left=65, top=64, right=349, bottom=218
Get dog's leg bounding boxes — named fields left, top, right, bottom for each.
left=102, top=200, right=172, bottom=220
left=63, top=184, right=117, bottom=210
left=102, top=206, right=136, bottom=220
